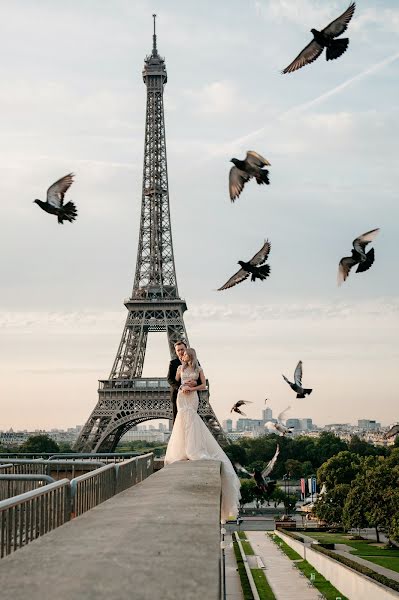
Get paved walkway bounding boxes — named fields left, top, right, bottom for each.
left=224, top=532, right=244, bottom=600
left=246, top=531, right=320, bottom=600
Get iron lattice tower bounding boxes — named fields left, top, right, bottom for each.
left=75, top=17, right=227, bottom=452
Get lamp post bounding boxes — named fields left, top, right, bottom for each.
left=220, top=521, right=227, bottom=600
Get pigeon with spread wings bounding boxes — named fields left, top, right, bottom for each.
left=229, top=151, right=271, bottom=202
left=338, top=228, right=380, bottom=285
left=282, top=361, right=312, bottom=398
left=218, top=240, right=271, bottom=291
left=282, top=2, right=356, bottom=74
left=34, top=173, right=77, bottom=224
left=384, top=424, right=399, bottom=441
left=265, top=406, right=293, bottom=436
left=231, top=400, right=253, bottom=417
left=235, top=445, right=279, bottom=491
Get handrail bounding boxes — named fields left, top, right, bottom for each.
left=0, top=479, right=71, bottom=558
left=48, top=452, right=141, bottom=462
left=0, top=474, right=55, bottom=483
left=0, top=453, right=155, bottom=558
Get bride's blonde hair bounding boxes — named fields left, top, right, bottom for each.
left=182, top=347, right=199, bottom=372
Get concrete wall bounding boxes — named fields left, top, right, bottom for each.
left=277, top=530, right=399, bottom=600
left=0, top=460, right=223, bottom=600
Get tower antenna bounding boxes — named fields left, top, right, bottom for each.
left=152, top=13, right=157, bottom=54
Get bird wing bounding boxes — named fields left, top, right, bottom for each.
left=322, top=2, right=356, bottom=38
left=234, top=463, right=253, bottom=477
left=261, top=444, right=280, bottom=479
left=353, top=228, right=380, bottom=254
left=217, top=266, right=250, bottom=291
left=277, top=406, right=291, bottom=422
left=229, top=166, right=250, bottom=202
left=264, top=421, right=275, bottom=431
left=356, top=247, right=375, bottom=273
left=282, top=40, right=324, bottom=74
left=338, top=255, right=358, bottom=285
left=282, top=374, right=291, bottom=385
left=294, top=361, right=303, bottom=387
left=384, top=424, right=399, bottom=439
left=46, top=173, right=74, bottom=208
left=246, top=151, right=271, bottom=168
left=249, top=240, right=271, bottom=267
left=236, top=400, right=252, bottom=408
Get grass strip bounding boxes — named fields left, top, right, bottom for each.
left=233, top=539, right=254, bottom=600
left=268, top=533, right=302, bottom=560
left=312, top=544, right=399, bottom=593
left=250, top=568, right=276, bottom=599
left=237, top=530, right=247, bottom=540
left=270, top=534, right=348, bottom=600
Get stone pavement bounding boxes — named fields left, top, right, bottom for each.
left=246, top=531, right=321, bottom=600
left=224, top=531, right=244, bottom=600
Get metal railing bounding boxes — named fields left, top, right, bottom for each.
left=0, top=474, right=55, bottom=501
left=70, top=464, right=116, bottom=517
left=0, top=479, right=71, bottom=558
left=115, top=454, right=154, bottom=493
left=71, top=453, right=154, bottom=516
left=0, top=464, right=12, bottom=473
left=0, top=459, right=105, bottom=479
left=48, top=452, right=141, bottom=464
left=0, top=453, right=154, bottom=557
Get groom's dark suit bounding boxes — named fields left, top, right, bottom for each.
left=167, top=357, right=201, bottom=424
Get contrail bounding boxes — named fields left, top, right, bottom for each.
left=227, top=50, right=399, bottom=149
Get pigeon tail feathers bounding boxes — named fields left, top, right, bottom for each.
left=256, top=170, right=270, bottom=186
left=326, top=38, right=349, bottom=61
left=58, top=201, right=78, bottom=224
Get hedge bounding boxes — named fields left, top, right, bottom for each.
left=311, top=544, right=399, bottom=593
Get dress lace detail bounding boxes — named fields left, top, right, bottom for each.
left=164, top=366, right=241, bottom=521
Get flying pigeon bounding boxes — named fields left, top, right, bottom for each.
left=265, top=406, right=293, bottom=437
left=229, top=151, right=271, bottom=202
left=235, top=445, right=279, bottom=491
left=384, top=424, right=399, bottom=440
left=217, top=240, right=271, bottom=291
left=230, top=400, right=253, bottom=417
left=338, top=228, right=380, bottom=285
left=34, top=173, right=77, bottom=224
left=282, top=361, right=312, bottom=398
left=282, top=2, right=356, bottom=74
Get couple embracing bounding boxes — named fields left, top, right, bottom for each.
left=165, top=340, right=241, bottom=521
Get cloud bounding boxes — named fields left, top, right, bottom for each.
left=184, top=80, right=251, bottom=116
left=254, top=0, right=338, bottom=26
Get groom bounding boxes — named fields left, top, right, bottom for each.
left=167, top=340, right=201, bottom=425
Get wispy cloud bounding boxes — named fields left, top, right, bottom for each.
left=225, top=50, right=399, bottom=150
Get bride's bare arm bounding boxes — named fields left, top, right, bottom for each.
left=186, top=369, right=207, bottom=391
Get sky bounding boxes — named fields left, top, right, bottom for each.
left=0, top=0, right=398, bottom=431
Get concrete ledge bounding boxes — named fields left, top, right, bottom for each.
left=0, top=460, right=222, bottom=600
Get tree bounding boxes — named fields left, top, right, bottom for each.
left=239, top=479, right=257, bottom=508
left=317, top=451, right=361, bottom=488
left=343, top=476, right=370, bottom=536
left=313, top=483, right=351, bottom=526
left=285, top=459, right=303, bottom=479
left=19, top=434, right=59, bottom=454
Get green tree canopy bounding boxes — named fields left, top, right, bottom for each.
left=19, top=434, right=59, bottom=454
left=317, top=451, right=361, bottom=488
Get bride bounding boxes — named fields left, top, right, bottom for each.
left=164, top=347, right=241, bottom=521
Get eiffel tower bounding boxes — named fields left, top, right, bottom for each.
left=75, top=16, right=227, bottom=453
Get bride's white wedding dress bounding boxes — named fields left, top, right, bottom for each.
left=164, top=365, right=241, bottom=521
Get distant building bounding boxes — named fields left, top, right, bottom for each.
left=222, top=419, right=233, bottom=433
left=358, top=419, right=381, bottom=431
left=236, top=418, right=264, bottom=432
left=262, top=408, right=273, bottom=421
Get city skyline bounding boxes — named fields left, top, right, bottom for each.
left=0, top=1, right=398, bottom=430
